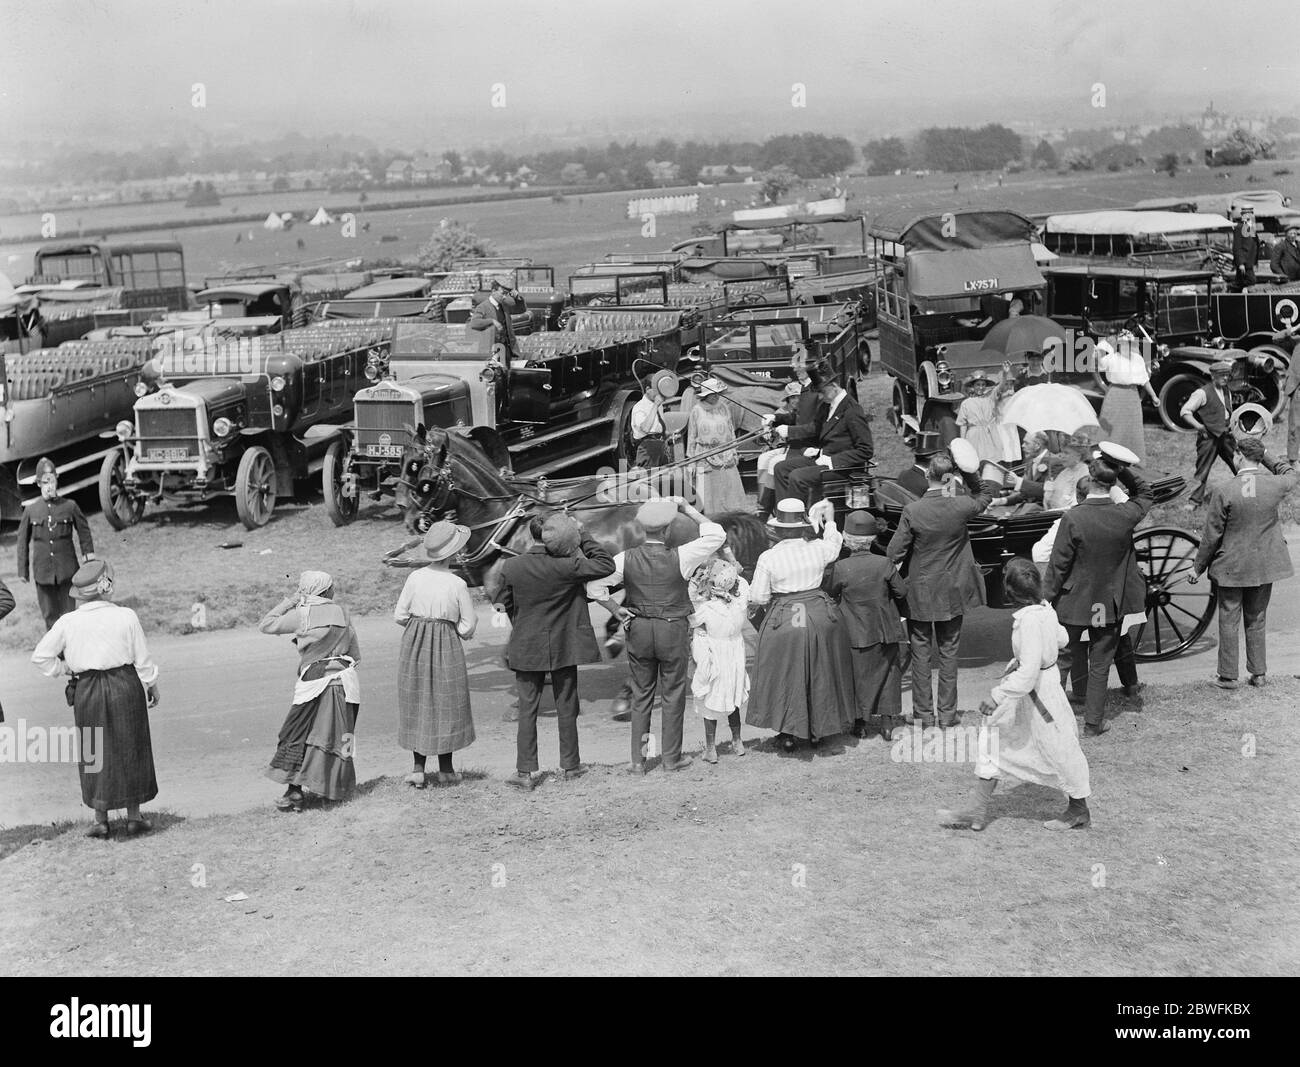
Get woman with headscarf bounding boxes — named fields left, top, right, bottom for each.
left=395, top=521, right=477, bottom=788
left=687, top=377, right=748, bottom=514
left=1096, top=335, right=1156, bottom=466
left=259, top=570, right=361, bottom=811
left=32, top=560, right=159, bottom=838
left=746, top=498, right=854, bottom=752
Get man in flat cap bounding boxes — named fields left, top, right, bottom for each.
left=1269, top=223, right=1300, bottom=282
left=588, top=496, right=725, bottom=774
left=1180, top=361, right=1238, bottom=509
left=17, top=458, right=95, bottom=630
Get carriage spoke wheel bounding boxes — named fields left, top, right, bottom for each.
left=98, top=447, right=145, bottom=530
left=235, top=445, right=277, bottom=529
left=1130, top=526, right=1216, bottom=661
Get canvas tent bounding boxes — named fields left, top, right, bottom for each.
left=309, top=207, right=334, bottom=226
left=263, top=212, right=285, bottom=230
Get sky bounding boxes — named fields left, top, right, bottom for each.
left=3, top=0, right=1298, bottom=148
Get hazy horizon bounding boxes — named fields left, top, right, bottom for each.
left=3, top=0, right=1298, bottom=151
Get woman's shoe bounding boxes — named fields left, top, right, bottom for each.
left=86, top=822, right=110, bottom=839
left=405, top=771, right=427, bottom=789
left=730, top=735, right=746, bottom=756
left=779, top=734, right=797, bottom=753
left=124, top=818, right=153, bottom=836
left=850, top=718, right=869, bottom=739
left=703, top=743, right=719, bottom=764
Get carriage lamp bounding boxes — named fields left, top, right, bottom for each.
left=936, top=359, right=954, bottom=389
left=115, top=420, right=133, bottom=441
left=846, top=483, right=872, bottom=509
left=270, top=376, right=286, bottom=392
left=212, top=417, right=233, bottom=438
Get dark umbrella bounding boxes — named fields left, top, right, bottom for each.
left=980, top=315, right=1069, bottom=359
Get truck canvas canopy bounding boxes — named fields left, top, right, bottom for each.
left=869, top=209, right=1037, bottom=251
left=906, top=245, right=1045, bottom=300
left=1043, top=210, right=1231, bottom=237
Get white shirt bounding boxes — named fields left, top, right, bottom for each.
left=586, top=522, right=727, bottom=601
left=1099, top=351, right=1150, bottom=386
left=32, top=600, right=159, bottom=683
left=749, top=524, right=844, bottom=605
left=1180, top=384, right=1230, bottom=421
left=630, top=396, right=665, bottom=439
left=394, top=566, right=477, bottom=638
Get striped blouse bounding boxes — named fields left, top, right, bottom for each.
left=749, top=525, right=844, bottom=605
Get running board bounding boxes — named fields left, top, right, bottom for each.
left=517, top=444, right=615, bottom=477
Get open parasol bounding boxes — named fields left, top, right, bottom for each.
left=999, top=383, right=1100, bottom=436
left=980, top=315, right=1068, bottom=358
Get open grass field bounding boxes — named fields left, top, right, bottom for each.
left=0, top=675, right=1294, bottom=976
left=4, top=157, right=1297, bottom=287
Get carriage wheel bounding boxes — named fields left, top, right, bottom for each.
left=322, top=438, right=358, bottom=527
left=235, top=445, right=278, bottom=529
left=98, top=447, right=146, bottom=530
left=1129, top=526, right=1216, bottom=662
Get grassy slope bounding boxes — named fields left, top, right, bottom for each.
left=0, top=679, right=1294, bottom=976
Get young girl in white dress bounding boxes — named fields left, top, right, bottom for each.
left=689, top=558, right=750, bottom=764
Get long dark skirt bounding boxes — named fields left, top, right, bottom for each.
left=1099, top=383, right=1147, bottom=465
left=73, top=665, right=158, bottom=811
left=397, top=617, right=475, bottom=755
left=267, top=682, right=358, bottom=801
left=746, top=589, right=855, bottom=740
left=850, top=641, right=903, bottom=720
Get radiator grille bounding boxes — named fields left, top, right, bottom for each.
left=355, top=398, right=419, bottom=455
left=137, top=408, right=201, bottom=458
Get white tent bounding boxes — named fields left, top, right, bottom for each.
left=263, top=212, right=285, bottom=230
left=309, top=207, right=334, bottom=226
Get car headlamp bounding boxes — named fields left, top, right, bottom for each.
left=271, top=376, right=286, bottom=392
left=116, top=420, right=133, bottom=441
left=212, top=417, right=233, bottom=438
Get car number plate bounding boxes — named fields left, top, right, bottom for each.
left=364, top=444, right=404, bottom=458
left=147, top=448, right=190, bottom=461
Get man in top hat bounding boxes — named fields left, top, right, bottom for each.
left=825, top=511, right=907, bottom=741
left=886, top=443, right=996, bottom=729
left=1191, top=436, right=1297, bottom=689
left=17, top=458, right=95, bottom=630
left=896, top=429, right=942, bottom=498
left=755, top=355, right=823, bottom=521
left=588, top=497, right=725, bottom=774
left=1269, top=223, right=1300, bottom=282
left=1042, top=448, right=1152, bottom=736
left=1232, top=207, right=1260, bottom=289
left=498, top=512, right=616, bottom=788
left=1180, top=360, right=1238, bottom=508
left=768, top=373, right=873, bottom=507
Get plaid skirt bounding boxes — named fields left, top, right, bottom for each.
left=1099, top=384, right=1147, bottom=465
left=746, top=589, right=855, bottom=740
left=72, top=664, right=158, bottom=811
left=397, top=617, right=475, bottom=755
left=267, top=682, right=358, bottom=801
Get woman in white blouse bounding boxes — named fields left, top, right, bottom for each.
left=394, top=522, right=478, bottom=788
left=1096, top=335, right=1159, bottom=466
left=32, top=560, right=160, bottom=838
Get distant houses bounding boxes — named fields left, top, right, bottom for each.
left=385, top=155, right=455, bottom=185
left=699, top=164, right=755, bottom=181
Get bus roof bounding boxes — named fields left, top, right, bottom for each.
left=869, top=209, right=1037, bottom=249
left=1043, top=210, right=1231, bottom=236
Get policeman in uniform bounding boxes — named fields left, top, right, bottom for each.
left=16, top=458, right=95, bottom=630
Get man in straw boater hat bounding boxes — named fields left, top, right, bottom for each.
left=886, top=440, right=997, bottom=730
left=588, top=496, right=725, bottom=773
left=1190, top=435, right=1298, bottom=690
left=746, top=497, right=854, bottom=751
left=16, top=456, right=96, bottom=630
left=32, top=560, right=160, bottom=838
left=499, top=513, right=616, bottom=789
left=1179, top=359, right=1239, bottom=509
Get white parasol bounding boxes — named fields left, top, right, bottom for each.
left=999, top=383, right=1100, bottom=436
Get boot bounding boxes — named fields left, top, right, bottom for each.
left=850, top=717, right=869, bottom=739
left=728, top=710, right=745, bottom=756
left=1044, top=797, right=1091, bottom=831
left=757, top=488, right=775, bottom=523
left=937, top=777, right=997, bottom=831
left=703, top=720, right=719, bottom=764
left=879, top=716, right=898, bottom=742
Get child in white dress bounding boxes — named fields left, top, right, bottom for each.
left=689, top=558, right=750, bottom=764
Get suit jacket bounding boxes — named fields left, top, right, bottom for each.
left=825, top=553, right=906, bottom=646
left=1042, top=468, right=1153, bottom=626
left=886, top=469, right=994, bottom=621
left=17, top=495, right=93, bottom=584
left=782, top=394, right=874, bottom=469
left=499, top=534, right=615, bottom=671
left=896, top=464, right=928, bottom=498
left=786, top=388, right=821, bottom=450
left=468, top=294, right=518, bottom=355
left=1270, top=239, right=1300, bottom=282
left=1194, top=457, right=1297, bottom=587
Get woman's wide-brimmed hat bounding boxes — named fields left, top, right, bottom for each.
left=698, top=377, right=728, bottom=398
left=423, top=521, right=471, bottom=562
left=70, top=559, right=114, bottom=599
left=767, top=498, right=810, bottom=529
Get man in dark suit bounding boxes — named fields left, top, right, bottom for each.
left=1232, top=208, right=1260, bottom=289
left=1269, top=223, right=1300, bottom=282
left=16, top=458, right=95, bottom=630
left=468, top=278, right=520, bottom=361
left=588, top=497, right=725, bottom=774
left=498, top=513, right=615, bottom=789
left=1192, top=436, right=1297, bottom=688
left=756, top=367, right=823, bottom=521
left=895, top=429, right=942, bottom=498
left=770, top=377, right=873, bottom=507
left=886, top=448, right=996, bottom=729
left=1042, top=455, right=1153, bottom=736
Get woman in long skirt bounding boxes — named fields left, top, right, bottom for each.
left=259, top=571, right=361, bottom=811
left=1096, top=336, right=1158, bottom=466
left=938, top=558, right=1092, bottom=832
left=32, top=560, right=160, bottom=838
left=687, top=378, right=748, bottom=514
left=395, top=521, right=478, bottom=787
left=746, top=498, right=855, bottom=751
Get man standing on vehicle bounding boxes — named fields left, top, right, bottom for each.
left=16, top=458, right=95, bottom=631
left=470, top=279, right=520, bottom=419
left=1232, top=207, right=1260, bottom=289
left=1191, top=436, right=1297, bottom=690
left=1180, top=360, right=1238, bottom=509
left=1269, top=223, right=1300, bottom=282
